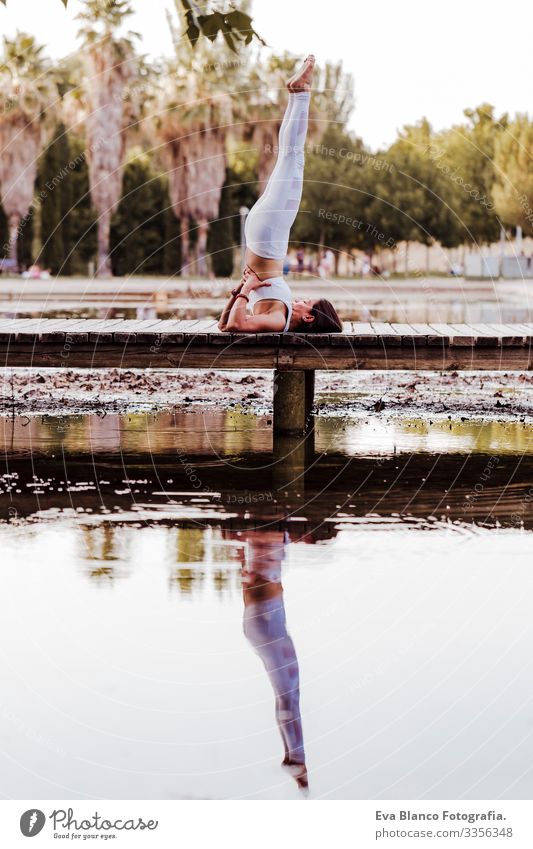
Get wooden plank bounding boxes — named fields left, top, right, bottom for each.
left=231, top=332, right=258, bottom=346
left=64, top=319, right=139, bottom=344
left=255, top=333, right=282, bottom=346
left=179, top=319, right=215, bottom=345
left=430, top=323, right=475, bottom=347
left=209, top=332, right=231, bottom=345
left=371, top=321, right=401, bottom=346
left=0, top=318, right=70, bottom=340
left=391, top=322, right=428, bottom=346
left=486, top=324, right=528, bottom=346
left=514, top=323, right=533, bottom=346
left=468, top=324, right=501, bottom=347
left=303, top=333, right=332, bottom=346
left=14, top=318, right=96, bottom=343
left=142, top=319, right=185, bottom=345
left=331, top=321, right=355, bottom=346
left=282, top=332, right=308, bottom=346
left=345, top=322, right=378, bottom=347
left=2, top=340, right=532, bottom=371
left=13, top=318, right=126, bottom=342
left=500, top=323, right=533, bottom=345
left=410, top=322, right=449, bottom=347
left=111, top=319, right=163, bottom=342
left=350, top=322, right=376, bottom=334
left=0, top=318, right=51, bottom=339
left=157, top=320, right=200, bottom=345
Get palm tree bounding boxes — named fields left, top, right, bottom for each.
left=76, top=0, right=139, bottom=276
left=152, top=5, right=235, bottom=275
left=0, top=32, right=57, bottom=268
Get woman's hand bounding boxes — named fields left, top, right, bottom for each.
left=242, top=265, right=271, bottom=294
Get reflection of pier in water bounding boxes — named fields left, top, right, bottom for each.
left=3, top=441, right=533, bottom=529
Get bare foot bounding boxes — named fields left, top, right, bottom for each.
left=287, top=54, right=315, bottom=93
left=282, top=759, right=309, bottom=792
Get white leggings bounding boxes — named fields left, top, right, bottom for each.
left=245, top=91, right=311, bottom=261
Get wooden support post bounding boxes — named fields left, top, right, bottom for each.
left=273, top=369, right=315, bottom=436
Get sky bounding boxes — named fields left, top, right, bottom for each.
left=0, top=0, right=531, bottom=149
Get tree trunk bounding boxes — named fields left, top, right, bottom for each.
left=180, top=217, right=190, bottom=276
left=196, top=218, right=209, bottom=278
left=96, top=211, right=112, bottom=278
left=8, top=213, right=20, bottom=269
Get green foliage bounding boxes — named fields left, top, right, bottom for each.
left=291, top=125, right=374, bottom=253
left=163, top=208, right=182, bottom=276
left=368, top=120, right=462, bottom=250
left=207, top=169, right=235, bottom=277
left=0, top=205, right=7, bottom=258
left=110, top=154, right=172, bottom=276
left=6, top=0, right=265, bottom=51
left=429, top=105, right=506, bottom=245
left=38, top=124, right=70, bottom=273
left=64, top=135, right=97, bottom=273
left=17, top=208, right=34, bottom=268
left=493, top=114, right=533, bottom=235
left=175, top=0, right=265, bottom=52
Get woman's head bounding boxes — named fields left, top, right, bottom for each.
left=290, top=298, right=342, bottom=333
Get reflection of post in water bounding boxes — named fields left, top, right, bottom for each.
left=272, top=432, right=314, bottom=506
left=228, top=529, right=308, bottom=792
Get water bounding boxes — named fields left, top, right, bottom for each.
left=1, top=409, right=533, bottom=799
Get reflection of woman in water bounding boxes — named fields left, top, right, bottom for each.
left=232, top=529, right=308, bottom=791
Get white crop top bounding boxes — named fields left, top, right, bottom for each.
left=247, top=276, right=292, bottom=332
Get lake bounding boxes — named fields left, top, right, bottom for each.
left=1, top=409, right=533, bottom=799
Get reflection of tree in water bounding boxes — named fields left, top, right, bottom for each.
left=169, top=528, right=243, bottom=597
left=79, top=525, right=127, bottom=582
left=176, top=528, right=204, bottom=563
left=170, top=566, right=206, bottom=596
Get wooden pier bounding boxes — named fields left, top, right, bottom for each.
left=1, top=318, right=532, bottom=435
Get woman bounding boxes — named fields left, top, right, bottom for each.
left=218, top=54, right=342, bottom=335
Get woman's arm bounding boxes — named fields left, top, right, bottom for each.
left=224, top=270, right=286, bottom=333
left=218, top=278, right=244, bottom=330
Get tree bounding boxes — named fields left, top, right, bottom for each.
left=110, top=152, right=170, bottom=275
left=37, top=122, right=75, bottom=274
left=493, top=114, right=533, bottom=235
left=63, top=134, right=98, bottom=275
left=0, top=0, right=266, bottom=53
left=152, top=3, right=236, bottom=275
left=431, top=104, right=506, bottom=245
left=76, top=0, right=139, bottom=276
left=291, top=125, right=374, bottom=262
left=207, top=168, right=235, bottom=277
left=0, top=32, right=57, bottom=268
left=369, top=120, right=465, bottom=268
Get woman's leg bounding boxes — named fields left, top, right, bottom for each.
left=243, top=599, right=306, bottom=765
left=245, top=87, right=312, bottom=261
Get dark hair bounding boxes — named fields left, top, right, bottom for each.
left=307, top=298, right=342, bottom=333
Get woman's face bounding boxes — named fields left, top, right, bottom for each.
left=292, top=299, right=316, bottom=324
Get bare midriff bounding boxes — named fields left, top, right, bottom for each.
left=244, top=248, right=287, bottom=319
left=245, top=248, right=283, bottom=281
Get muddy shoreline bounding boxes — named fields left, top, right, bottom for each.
left=1, top=367, right=533, bottom=421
